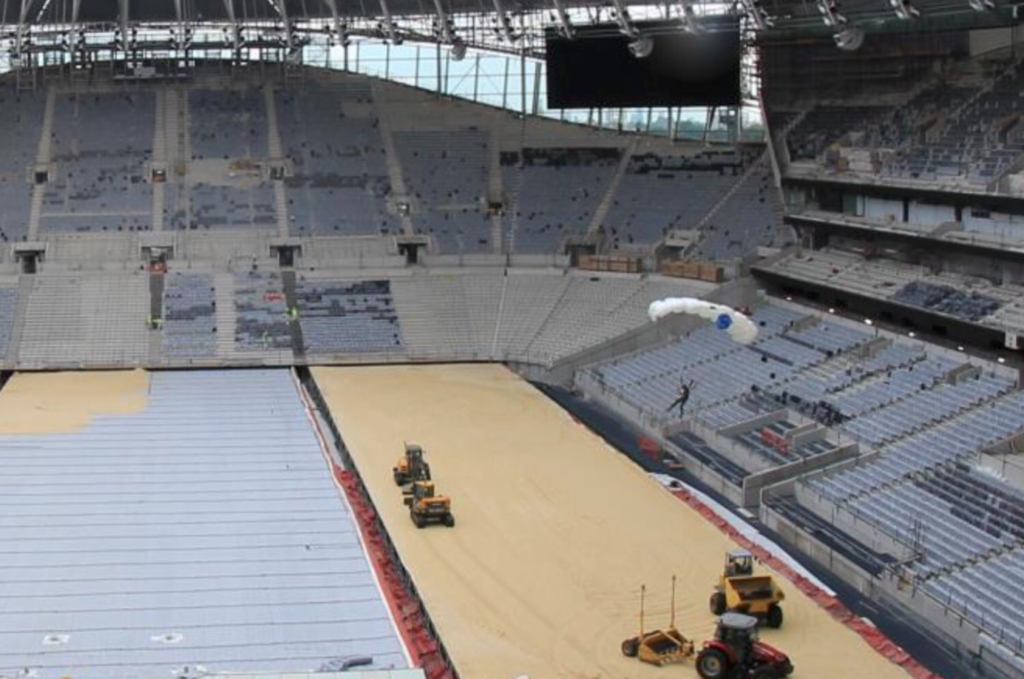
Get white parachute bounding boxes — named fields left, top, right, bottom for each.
left=648, top=297, right=759, bottom=345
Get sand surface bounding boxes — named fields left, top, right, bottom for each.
left=0, top=370, right=149, bottom=433
left=314, top=364, right=911, bottom=679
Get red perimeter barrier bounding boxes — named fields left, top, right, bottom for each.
left=295, top=376, right=456, bottom=679
left=667, top=486, right=944, bottom=679
left=335, top=470, right=455, bottom=679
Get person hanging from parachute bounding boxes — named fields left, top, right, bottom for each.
left=667, top=377, right=696, bottom=417
left=648, top=297, right=759, bottom=417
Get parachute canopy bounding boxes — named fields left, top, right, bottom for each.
left=648, top=297, right=759, bottom=345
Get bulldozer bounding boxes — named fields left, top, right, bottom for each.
left=710, top=550, right=785, bottom=628
left=696, top=613, right=793, bottom=679
left=621, top=577, right=695, bottom=666
left=403, top=481, right=455, bottom=528
left=393, top=443, right=431, bottom=486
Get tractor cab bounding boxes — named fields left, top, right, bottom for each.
left=716, top=613, right=757, bottom=659
left=404, top=480, right=455, bottom=528
left=697, top=613, right=793, bottom=679
left=712, top=549, right=785, bottom=628
left=724, top=549, right=755, bottom=577
left=408, top=480, right=436, bottom=502
left=394, top=442, right=432, bottom=486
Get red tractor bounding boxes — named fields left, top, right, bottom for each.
left=696, top=613, right=793, bottom=679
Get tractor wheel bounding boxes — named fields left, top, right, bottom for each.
left=766, top=604, right=784, bottom=629
left=621, top=637, right=640, bottom=658
left=696, top=649, right=729, bottom=679
left=710, top=591, right=727, bottom=616
left=412, top=510, right=426, bottom=528
left=394, top=472, right=407, bottom=486
left=444, top=514, right=455, bottom=528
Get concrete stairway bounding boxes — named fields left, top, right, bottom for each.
left=214, top=273, right=237, bottom=359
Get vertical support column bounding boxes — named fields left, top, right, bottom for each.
left=501, top=57, right=510, bottom=110
left=519, top=50, right=526, bottom=115
left=28, top=86, right=57, bottom=241
left=531, top=60, right=541, bottom=116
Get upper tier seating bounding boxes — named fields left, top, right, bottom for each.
left=276, top=84, right=400, bottom=236
left=0, top=86, right=42, bottom=242
left=601, top=151, right=742, bottom=248
left=42, top=92, right=154, bottom=233
left=501, top=147, right=620, bottom=253
left=396, top=130, right=492, bottom=253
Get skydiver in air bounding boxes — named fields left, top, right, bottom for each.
left=667, top=378, right=696, bottom=417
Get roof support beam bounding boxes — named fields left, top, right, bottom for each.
left=431, top=0, right=453, bottom=43
left=15, top=0, right=39, bottom=56
left=221, top=0, right=242, bottom=53
left=120, top=0, right=129, bottom=47
left=491, top=0, right=515, bottom=42
left=70, top=0, right=83, bottom=59
left=607, top=0, right=639, bottom=38
left=322, top=0, right=348, bottom=45
left=678, top=0, right=702, bottom=33
left=172, top=0, right=190, bottom=51
left=550, top=0, right=574, bottom=38
left=267, top=0, right=294, bottom=49
left=377, top=0, right=400, bottom=43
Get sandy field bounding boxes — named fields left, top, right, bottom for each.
left=0, top=369, right=149, bottom=433
left=313, top=363, right=912, bottom=679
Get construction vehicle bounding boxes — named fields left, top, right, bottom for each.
left=710, top=550, right=785, bottom=628
left=621, top=577, right=695, bottom=666
left=403, top=480, right=455, bottom=528
left=696, top=613, right=793, bottom=679
left=393, top=443, right=431, bottom=486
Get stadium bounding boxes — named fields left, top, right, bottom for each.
left=0, top=0, right=1022, bottom=678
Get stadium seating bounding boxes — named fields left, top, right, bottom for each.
left=601, top=152, right=740, bottom=248
left=866, top=84, right=979, bottom=150
left=234, top=272, right=292, bottom=352
left=395, top=130, right=492, bottom=252
left=786, top=106, right=892, bottom=160
left=0, top=86, right=41, bottom=242
left=276, top=83, right=400, bottom=236
left=190, top=88, right=268, bottom=160
left=162, top=273, right=217, bottom=358
left=894, top=281, right=1001, bottom=321
left=501, top=147, right=620, bottom=253
left=809, top=389, right=1024, bottom=502
left=0, top=287, right=18, bottom=359
left=295, top=278, right=403, bottom=354
left=18, top=272, right=149, bottom=366
left=759, top=249, right=1024, bottom=336
left=779, top=62, right=1024, bottom=185
left=42, top=92, right=154, bottom=234
left=189, top=183, right=278, bottom=230
left=841, top=372, right=1012, bottom=447
left=921, top=463, right=1024, bottom=543
left=696, top=155, right=791, bottom=259
left=925, top=548, right=1024, bottom=653
left=895, top=62, right=1024, bottom=184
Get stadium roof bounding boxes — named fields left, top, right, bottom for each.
left=3, top=0, right=652, bottom=24
left=1, top=0, right=1014, bottom=41
left=759, top=0, right=1017, bottom=36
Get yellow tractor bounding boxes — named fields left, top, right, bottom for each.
left=404, top=481, right=455, bottom=528
left=393, top=443, right=431, bottom=486
left=710, top=550, right=785, bottom=628
left=621, top=577, right=695, bottom=666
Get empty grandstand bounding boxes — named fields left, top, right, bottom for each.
left=0, top=5, right=1021, bottom=679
